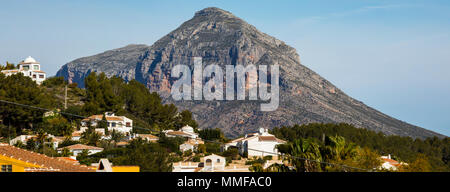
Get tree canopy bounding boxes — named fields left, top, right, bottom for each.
left=271, top=123, right=450, bottom=172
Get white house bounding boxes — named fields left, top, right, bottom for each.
left=1, top=56, right=46, bottom=84
left=172, top=153, right=251, bottom=172
left=71, top=131, right=82, bottom=141
left=172, top=154, right=226, bottom=172
left=224, top=128, right=286, bottom=158
left=57, top=144, right=103, bottom=156
left=135, top=134, right=159, bottom=142
left=163, top=125, right=198, bottom=139
left=9, top=134, right=65, bottom=150
left=172, top=161, right=201, bottom=172
left=202, top=154, right=226, bottom=172
left=179, top=138, right=204, bottom=152
left=79, top=127, right=107, bottom=136
left=81, top=112, right=133, bottom=135
left=47, top=135, right=65, bottom=149
left=9, top=135, right=36, bottom=146
left=379, top=154, right=406, bottom=171
left=179, top=143, right=194, bottom=152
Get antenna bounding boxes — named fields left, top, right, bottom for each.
left=64, top=85, right=68, bottom=110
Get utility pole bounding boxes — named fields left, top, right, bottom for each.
left=8, top=124, right=10, bottom=145
left=64, top=85, right=68, bottom=110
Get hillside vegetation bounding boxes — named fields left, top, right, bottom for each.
left=0, top=71, right=448, bottom=172
left=271, top=123, right=450, bottom=171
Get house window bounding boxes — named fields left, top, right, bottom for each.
left=205, top=159, right=212, bottom=166
left=23, top=65, right=29, bottom=70
left=32, top=74, right=36, bottom=79
left=1, top=165, right=12, bottom=172
left=217, top=159, right=220, bottom=163
left=107, top=122, right=111, bottom=127
left=39, top=74, right=44, bottom=79
left=112, top=122, right=116, bottom=127
left=126, top=122, right=131, bottom=127
left=34, top=65, right=39, bottom=70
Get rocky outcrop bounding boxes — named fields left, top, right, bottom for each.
left=56, top=7, right=445, bottom=139
left=56, top=44, right=149, bottom=87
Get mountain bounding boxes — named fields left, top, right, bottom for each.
left=56, top=44, right=149, bottom=87
left=56, top=7, right=444, bottom=139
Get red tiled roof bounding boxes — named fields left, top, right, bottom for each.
left=382, top=158, right=401, bottom=167
left=57, top=157, right=79, bottom=164
left=51, top=137, right=65, bottom=142
left=1, top=70, right=19, bottom=73
left=82, top=115, right=124, bottom=121
left=228, top=135, right=285, bottom=144
left=0, top=145, right=94, bottom=172
left=116, top=141, right=129, bottom=146
left=228, top=137, right=245, bottom=144
left=58, top=144, right=103, bottom=151
left=138, top=134, right=159, bottom=140
left=258, top=136, right=278, bottom=142
left=185, top=138, right=204, bottom=145
left=167, top=131, right=191, bottom=136
left=72, top=131, right=82, bottom=137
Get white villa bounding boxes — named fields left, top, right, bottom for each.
left=9, top=134, right=64, bottom=149
left=379, top=154, right=407, bottom=171
left=135, top=134, right=159, bottom=142
left=172, top=154, right=250, bottom=172
left=179, top=143, right=194, bottom=152
left=57, top=144, right=103, bottom=156
left=223, top=128, right=286, bottom=158
left=163, top=125, right=198, bottom=139
left=179, top=138, right=205, bottom=152
left=202, top=154, right=226, bottom=172
left=9, top=135, right=36, bottom=146
left=81, top=112, right=133, bottom=135
left=71, top=131, right=82, bottom=141
left=1, top=56, right=46, bottom=84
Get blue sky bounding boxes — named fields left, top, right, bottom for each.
left=1, top=0, right=449, bottom=136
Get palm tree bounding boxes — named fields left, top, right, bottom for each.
left=111, top=129, right=124, bottom=143
left=81, top=126, right=100, bottom=146
left=61, top=148, right=73, bottom=157
left=277, top=138, right=322, bottom=172
left=265, top=163, right=292, bottom=172
left=322, top=136, right=359, bottom=171
left=36, top=129, right=48, bottom=147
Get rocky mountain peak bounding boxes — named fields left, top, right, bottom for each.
left=194, top=7, right=235, bottom=18
left=56, top=8, right=444, bottom=139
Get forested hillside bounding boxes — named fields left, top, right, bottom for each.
left=271, top=123, right=450, bottom=171
left=0, top=71, right=448, bottom=172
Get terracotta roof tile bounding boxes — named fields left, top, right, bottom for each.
left=258, top=136, right=278, bottom=142
left=58, top=144, right=103, bottom=151
left=116, top=141, right=129, bottom=146
left=82, top=115, right=124, bottom=121
left=0, top=145, right=94, bottom=172
left=167, top=131, right=191, bottom=136
left=72, top=131, right=82, bottom=137
left=138, top=134, right=159, bottom=139
left=382, top=158, right=400, bottom=166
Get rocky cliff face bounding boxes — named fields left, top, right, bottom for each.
left=56, top=44, right=149, bottom=87
left=56, top=7, right=444, bottom=139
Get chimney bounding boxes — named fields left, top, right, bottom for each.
left=259, top=128, right=265, bottom=135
